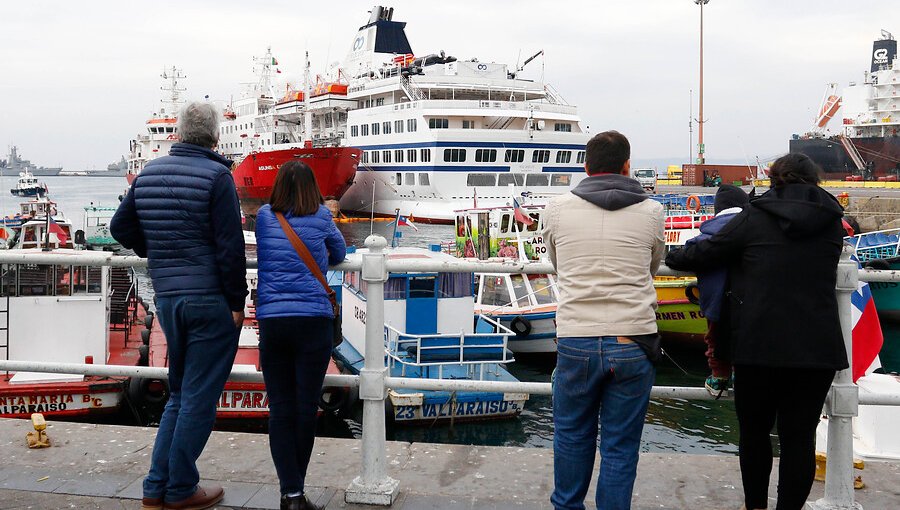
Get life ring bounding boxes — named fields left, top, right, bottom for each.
left=686, top=195, right=702, bottom=213
left=685, top=283, right=701, bottom=306
left=509, top=316, right=533, bottom=338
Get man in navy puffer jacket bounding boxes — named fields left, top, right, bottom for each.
left=684, top=184, right=748, bottom=396
left=111, top=101, right=247, bottom=510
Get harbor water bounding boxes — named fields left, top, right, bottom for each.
left=0, top=174, right=815, bottom=455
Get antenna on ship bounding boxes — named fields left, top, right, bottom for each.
left=159, top=66, right=186, bottom=117
left=253, top=47, right=276, bottom=98
left=304, top=50, right=313, bottom=149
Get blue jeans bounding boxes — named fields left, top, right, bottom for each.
left=259, top=316, right=333, bottom=495
left=551, top=337, right=655, bottom=510
left=143, top=294, right=240, bottom=503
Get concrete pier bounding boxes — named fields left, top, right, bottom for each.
left=0, top=419, right=897, bottom=509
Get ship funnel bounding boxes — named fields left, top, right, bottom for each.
left=344, top=6, right=412, bottom=79
left=872, top=30, right=897, bottom=72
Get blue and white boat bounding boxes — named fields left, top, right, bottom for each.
left=332, top=247, right=528, bottom=424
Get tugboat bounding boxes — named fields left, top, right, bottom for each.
left=333, top=246, right=527, bottom=424
left=10, top=170, right=47, bottom=197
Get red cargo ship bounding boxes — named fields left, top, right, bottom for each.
left=232, top=146, right=360, bottom=219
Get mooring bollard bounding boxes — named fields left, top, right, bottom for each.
left=808, top=246, right=862, bottom=510
left=345, top=235, right=399, bottom=505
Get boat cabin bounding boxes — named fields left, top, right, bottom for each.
left=475, top=273, right=559, bottom=312
left=12, top=219, right=75, bottom=250
left=340, top=248, right=514, bottom=375
left=453, top=206, right=546, bottom=261
left=0, top=251, right=112, bottom=383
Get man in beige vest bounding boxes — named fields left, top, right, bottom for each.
left=544, top=131, right=664, bottom=510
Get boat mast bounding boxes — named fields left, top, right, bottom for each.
left=304, top=51, right=313, bottom=148
left=159, top=66, right=186, bottom=118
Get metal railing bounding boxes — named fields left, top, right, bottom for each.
left=0, top=240, right=896, bottom=509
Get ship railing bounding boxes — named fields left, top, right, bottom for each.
left=374, top=98, right=579, bottom=116
left=847, top=228, right=900, bottom=262
left=0, top=242, right=894, bottom=509
left=543, top=83, right=570, bottom=106
left=384, top=315, right=514, bottom=380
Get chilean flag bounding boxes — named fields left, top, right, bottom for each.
left=397, top=215, right=418, bottom=231
left=850, top=257, right=883, bottom=382
left=513, top=198, right=535, bottom=226
left=48, top=216, right=68, bottom=245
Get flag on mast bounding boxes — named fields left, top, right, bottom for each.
left=850, top=256, right=883, bottom=382
left=397, top=215, right=418, bottom=231
left=513, top=197, right=535, bottom=226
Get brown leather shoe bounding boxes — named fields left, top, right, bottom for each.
left=164, top=485, right=224, bottom=510
left=141, top=496, right=163, bottom=510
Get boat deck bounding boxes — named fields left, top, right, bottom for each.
left=0, top=418, right=897, bottom=509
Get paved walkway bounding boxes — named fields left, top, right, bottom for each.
left=0, top=419, right=897, bottom=509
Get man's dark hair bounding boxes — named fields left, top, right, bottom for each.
left=585, top=131, right=630, bottom=175
left=769, top=153, right=823, bottom=187
left=269, top=160, right=324, bottom=216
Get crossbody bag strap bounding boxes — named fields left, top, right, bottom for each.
left=274, top=211, right=337, bottom=308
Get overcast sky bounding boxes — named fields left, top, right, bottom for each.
left=0, top=0, right=896, bottom=170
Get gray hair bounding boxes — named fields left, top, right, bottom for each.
left=176, top=101, right=220, bottom=148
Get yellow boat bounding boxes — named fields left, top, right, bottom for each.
left=655, top=276, right=707, bottom=344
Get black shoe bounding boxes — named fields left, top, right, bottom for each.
left=281, top=494, right=322, bottom=510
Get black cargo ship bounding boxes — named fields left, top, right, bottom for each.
left=790, top=32, right=900, bottom=179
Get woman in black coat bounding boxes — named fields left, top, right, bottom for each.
left=666, top=154, right=849, bottom=510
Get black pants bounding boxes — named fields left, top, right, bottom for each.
left=259, top=316, right=333, bottom=496
left=733, top=365, right=835, bottom=510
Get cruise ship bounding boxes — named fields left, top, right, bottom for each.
left=337, top=6, right=591, bottom=223
left=790, top=30, right=900, bottom=179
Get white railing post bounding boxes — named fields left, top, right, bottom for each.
left=345, top=235, right=399, bottom=505
left=809, top=246, right=862, bottom=510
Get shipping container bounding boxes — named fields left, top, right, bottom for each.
left=683, top=164, right=757, bottom=186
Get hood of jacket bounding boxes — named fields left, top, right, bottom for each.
left=571, top=173, right=648, bottom=211
left=169, top=143, right=234, bottom=168
left=751, top=184, right=843, bottom=237
left=699, top=209, right=741, bottom=235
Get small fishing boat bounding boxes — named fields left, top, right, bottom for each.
left=655, top=208, right=709, bottom=343
left=10, top=170, right=47, bottom=197
left=452, top=205, right=559, bottom=355
left=0, top=217, right=151, bottom=421
left=81, top=204, right=119, bottom=249
left=333, top=246, right=527, bottom=424
left=847, top=228, right=900, bottom=320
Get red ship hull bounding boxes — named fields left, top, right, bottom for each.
left=232, top=147, right=360, bottom=219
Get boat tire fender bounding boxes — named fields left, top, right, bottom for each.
left=144, top=312, right=154, bottom=330
left=128, top=377, right=169, bottom=408
left=74, top=230, right=86, bottom=246
left=318, top=387, right=348, bottom=414
left=685, top=283, right=701, bottom=306
left=865, top=259, right=891, bottom=271
left=140, top=329, right=151, bottom=346
left=510, top=316, right=532, bottom=338
left=137, top=345, right=149, bottom=367
left=686, top=195, right=702, bottom=213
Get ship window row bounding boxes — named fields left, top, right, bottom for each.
left=149, top=127, right=176, bottom=134
left=390, top=173, right=431, bottom=186
left=429, top=118, right=449, bottom=129
left=554, top=123, right=572, bottom=132
left=360, top=148, right=576, bottom=167
left=220, top=124, right=253, bottom=134
left=349, top=119, right=417, bottom=137
left=465, top=173, right=571, bottom=187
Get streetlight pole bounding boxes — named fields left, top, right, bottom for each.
left=695, top=0, right=709, bottom=164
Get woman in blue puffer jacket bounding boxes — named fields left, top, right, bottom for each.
left=255, top=160, right=346, bottom=510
